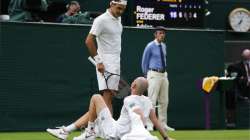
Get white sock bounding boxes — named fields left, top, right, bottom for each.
left=87, top=121, right=95, bottom=130
left=64, top=123, right=77, bottom=133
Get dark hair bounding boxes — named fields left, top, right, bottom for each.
left=154, top=26, right=167, bottom=32
left=66, top=1, right=79, bottom=9
left=69, top=1, right=79, bottom=5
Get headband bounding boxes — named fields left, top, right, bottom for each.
left=111, top=0, right=127, bottom=5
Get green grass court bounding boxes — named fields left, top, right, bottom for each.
left=0, top=130, right=249, bottom=140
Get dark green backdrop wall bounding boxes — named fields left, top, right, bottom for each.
left=0, top=22, right=228, bottom=131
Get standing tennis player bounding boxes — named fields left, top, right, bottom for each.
left=85, top=0, right=127, bottom=113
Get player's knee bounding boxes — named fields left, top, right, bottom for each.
left=91, top=94, right=102, bottom=101
left=102, top=92, right=112, bottom=99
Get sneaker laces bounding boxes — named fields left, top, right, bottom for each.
left=74, top=129, right=95, bottom=140
left=55, top=126, right=69, bottom=135
left=84, top=128, right=96, bottom=138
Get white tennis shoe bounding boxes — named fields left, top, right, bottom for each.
left=46, top=126, right=69, bottom=140
left=73, top=128, right=96, bottom=140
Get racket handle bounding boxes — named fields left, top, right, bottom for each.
left=88, top=56, right=96, bottom=66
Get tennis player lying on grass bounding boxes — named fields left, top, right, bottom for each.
left=47, top=77, right=174, bottom=140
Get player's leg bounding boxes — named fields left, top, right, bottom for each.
left=46, top=112, right=89, bottom=140
left=96, top=67, right=115, bottom=114
left=47, top=94, right=106, bottom=140
left=102, top=89, right=114, bottom=114
left=73, top=94, right=109, bottom=140
left=88, top=94, right=107, bottom=121
left=96, top=63, right=120, bottom=115
left=146, top=71, right=161, bottom=130
left=74, top=112, right=89, bottom=128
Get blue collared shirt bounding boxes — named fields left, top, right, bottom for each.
left=141, top=40, right=167, bottom=74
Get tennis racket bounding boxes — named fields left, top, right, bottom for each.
left=88, top=56, right=130, bottom=99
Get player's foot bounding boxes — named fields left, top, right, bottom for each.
left=46, top=126, right=69, bottom=140
left=73, top=128, right=96, bottom=140
left=163, top=124, right=175, bottom=131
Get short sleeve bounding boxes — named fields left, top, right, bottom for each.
left=89, top=18, right=103, bottom=36
left=144, top=98, right=154, bottom=117
left=147, top=99, right=153, bottom=110
left=124, top=97, right=139, bottom=111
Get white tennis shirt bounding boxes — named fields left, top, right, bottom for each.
left=116, top=95, right=154, bottom=137
left=90, top=9, right=123, bottom=66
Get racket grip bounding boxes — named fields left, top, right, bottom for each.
left=88, top=56, right=97, bottom=66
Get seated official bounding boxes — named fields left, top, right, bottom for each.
left=228, top=49, right=250, bottom=100
left=224, top=49, right=250, bottom=128
left=56, top=1, right=93, bottom=24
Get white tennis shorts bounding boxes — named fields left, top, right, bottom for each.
left=96, top=62, right=120, bottom=91
left=95, top=107, right=118, bottom=139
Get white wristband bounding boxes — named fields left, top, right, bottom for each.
left=94, top=55, right=103, bottom=64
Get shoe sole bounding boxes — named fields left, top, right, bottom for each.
left=46, top=129, right=65, bottom=140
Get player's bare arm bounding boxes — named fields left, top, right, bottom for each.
left=85, top=33, right=105, bottom=74
left=149, top=109, right=170, bottom=140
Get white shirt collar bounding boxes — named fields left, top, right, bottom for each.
left=154, top=39, right=163, bottom=46
left=106, top=9, right=119, bottom=20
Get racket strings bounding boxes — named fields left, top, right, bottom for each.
left=103, top=71, right=120, bottom=90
